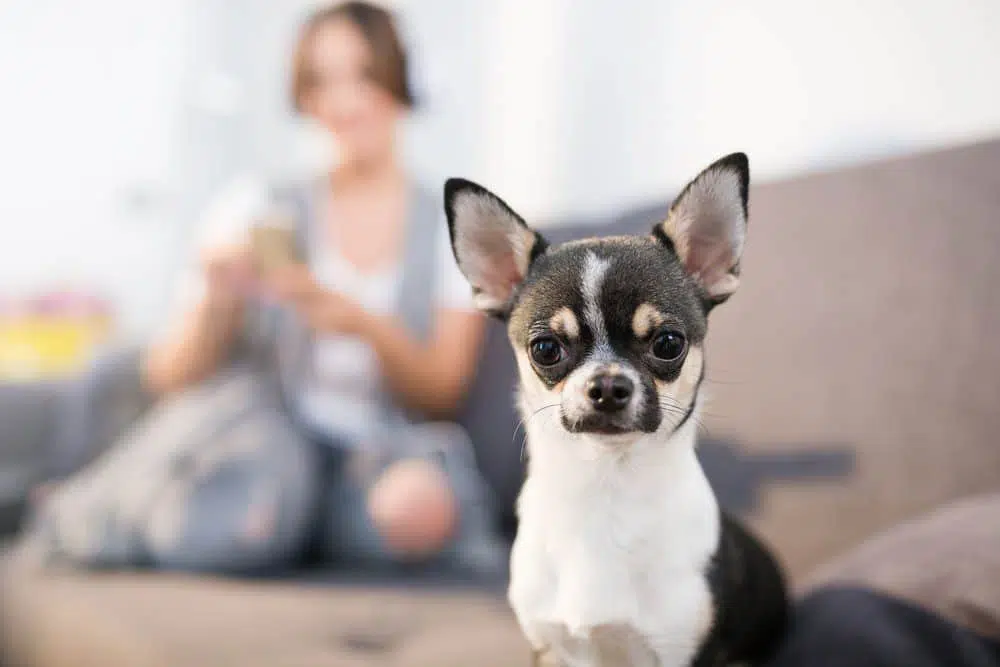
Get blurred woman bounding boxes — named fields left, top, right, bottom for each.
left=144, top=1, right=499, bottom=573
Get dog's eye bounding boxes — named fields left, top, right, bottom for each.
left=651, top=330, right=687, bottom=362
left=530, top=337, right=564, bottom=366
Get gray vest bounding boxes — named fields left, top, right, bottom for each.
left=251, top=178, right=442, bottom=434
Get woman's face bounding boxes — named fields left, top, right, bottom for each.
left=301, top=18, right=403, bottom=165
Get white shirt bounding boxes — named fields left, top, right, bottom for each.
left=166, top=175, right=474, bottom=443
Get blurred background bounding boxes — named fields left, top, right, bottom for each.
left=2, top=0, right=999, bottom=353
left=2, top=2, right=1000, bottom=665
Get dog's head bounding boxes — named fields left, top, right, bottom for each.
left=445, top=153, right=749, bottom=447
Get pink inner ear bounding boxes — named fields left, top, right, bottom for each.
left=684, top=220, right=737, bottom=287
left=464, top=224, right=530, bottom=303
left=481, top=252, right=523, bottom=301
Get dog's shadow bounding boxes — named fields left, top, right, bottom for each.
left=697, top=438, right=856, bottom=516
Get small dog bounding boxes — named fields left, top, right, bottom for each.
left=445, top=153, right=788, bottom=667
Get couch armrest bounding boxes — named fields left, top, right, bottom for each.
left=45, top=345, right=153, bottom=480
left=0, top=381, right=57, bottom=510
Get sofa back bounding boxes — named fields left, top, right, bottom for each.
left=459, top=139, right=1000, bottom=580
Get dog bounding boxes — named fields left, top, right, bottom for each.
left=444, top=153, right=789, bottom=667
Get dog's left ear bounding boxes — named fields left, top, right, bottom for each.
left=445, top=178, right=547, bottom=318
left=653, top=152, right=749, bottom=306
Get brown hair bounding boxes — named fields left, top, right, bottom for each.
left=291, top=1, right=415, bottom=112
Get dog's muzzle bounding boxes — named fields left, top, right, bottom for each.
left=563, top=370, right=638, bottom=434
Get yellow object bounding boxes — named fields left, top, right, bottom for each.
left=0, top=316, right=112, bottom=381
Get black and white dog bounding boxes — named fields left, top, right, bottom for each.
left=445, top=154, right=788, bottom=667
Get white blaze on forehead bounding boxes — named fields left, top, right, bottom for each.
left=631, top=303, right=664, bottom=339
left=549, top=307, right=580, bottom=340
left=581, top=252, right=612, bottom=346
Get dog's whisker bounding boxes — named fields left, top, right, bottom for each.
left=516, top=404, right=561, bottom=461
left=657, top=397, right=724, bottom=424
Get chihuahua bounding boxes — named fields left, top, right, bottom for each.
left=445, top=154, right=788, bottom=666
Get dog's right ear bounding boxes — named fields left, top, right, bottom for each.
left=652, top=152, right=750, bottom=307
left=444, top=178, right=547, bottom=318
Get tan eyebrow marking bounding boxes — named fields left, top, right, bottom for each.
left=632, top=303, right=665, bottom=339
left=549, top=307, right=580, bottom=340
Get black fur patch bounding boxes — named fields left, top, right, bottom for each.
left=693, top=511, right=789, bottom=666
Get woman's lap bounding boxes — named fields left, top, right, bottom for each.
left=45, top=415, right=504, bottom=576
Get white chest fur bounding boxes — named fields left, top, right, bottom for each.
left=508, top=421, right=720, bottom=667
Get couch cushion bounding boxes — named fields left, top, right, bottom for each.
left=0, top=381, right=56, bottom=526
left=1, top=557, right=527, bottom=667
left=803, top=492, right=1000, bottom=641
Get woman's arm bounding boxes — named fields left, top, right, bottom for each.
left=359, top=308, right=485, bottom=418
left=143, top=294, right=244, bottom=395
left=268, top=266, right=485, bottom=418
left=143, top=244, right=252, bottom=395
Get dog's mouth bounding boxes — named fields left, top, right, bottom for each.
left=561, top=412, right=637, bottom=436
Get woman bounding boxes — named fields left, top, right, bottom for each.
left=144, top=2, right=496, bottom=572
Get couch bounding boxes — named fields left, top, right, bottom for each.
left=2, top=139, right=1000, bottom=666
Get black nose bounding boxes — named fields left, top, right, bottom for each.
left=586, top=373, right=634, bottom=413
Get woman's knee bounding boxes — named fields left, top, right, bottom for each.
left=367, top=459, right=458, bottom=558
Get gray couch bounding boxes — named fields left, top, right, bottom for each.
left=2, top=139, right=1000, bottom=666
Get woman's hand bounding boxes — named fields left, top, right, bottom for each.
left=266, top=264, right=367, bottom=336
left=201, top=242, right=255, bottom=305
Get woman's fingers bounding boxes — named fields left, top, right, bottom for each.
left=266, top=265, right=317, bottom=300
left=202, top=243, right=255, bottom=295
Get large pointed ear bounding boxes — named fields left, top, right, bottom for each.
left=444, top=178, right=547, bottom=318
left=653, top=152, right=749, bottom=306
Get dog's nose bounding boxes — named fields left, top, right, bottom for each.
left=586, top=373, right=634, bottom=413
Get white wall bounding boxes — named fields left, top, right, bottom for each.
left=449, top=0, right=1000, bottom=220
left=0, top=2, right=190, bottom=335
left=2, top=0, right=998, bottom=336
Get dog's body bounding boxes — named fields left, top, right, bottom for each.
left=445, top=154, right=788, bottom=666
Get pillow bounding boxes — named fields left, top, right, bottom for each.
left=803, top=492, right=1000, bottom=641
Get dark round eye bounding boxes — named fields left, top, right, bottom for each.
left=530, top=337, right=564, bottom=366
left=651, top=330, right=687, bottom=362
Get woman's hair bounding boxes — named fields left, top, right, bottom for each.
left=291, top=1, right=415, bottom=111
